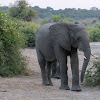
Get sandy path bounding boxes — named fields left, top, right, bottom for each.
left=0, top=42, right=100, bottom=100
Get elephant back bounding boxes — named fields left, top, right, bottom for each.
left=35, top=23, right=56, bottom=61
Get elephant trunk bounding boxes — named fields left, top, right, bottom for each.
left=80, top=48, right=91, bottom=83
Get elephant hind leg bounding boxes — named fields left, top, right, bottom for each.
left=37, top=50, right=50, bottom=86
left=46, top=61, right=53, bottom=86
left=51, top=61, right=61, bottom=79
left=51, top=61, right=57, bottom=78
left=55, top=65, right=61, bottom=79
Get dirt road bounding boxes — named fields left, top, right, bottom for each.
left=0, top=42, right=100, bottom=100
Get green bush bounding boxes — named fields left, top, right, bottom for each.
left=51, top=15, right=74, bottom=23
left=95, top=23, right=100, bottom=29
left=16, top=20, right=40, bottom=47
left=41, top=18, right=48, bottom=25
left=0, top=12, right=27, bottom=77
left=41, top=15, right=74, bottom=25
left=85, top=58, right=100, bottom=86
left=82, top=22, right=87, bottom=26
left=9, top=0, right=37, bottom=21
left=87, top=27, right=100, bottom=42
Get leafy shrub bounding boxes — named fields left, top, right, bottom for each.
left=41, top=18, right=48, bottom=25
left=9, top=0, right=37, bottom=21
left=95, top=23, right=100, bottom=29
left=51, top=15, right=63, bottom=22
left=82, top=22, right=87, bottom=26
left=85, top=58, right=100, bottom=86
left=87, top=27, right=100, bottom=42
left=41, top=15, right=74, bottom=25
left=0, top=12, right=27, bottom=77
left=16, top=20, right=40, bottom=47
left=51, top=15, right=74, bottom=23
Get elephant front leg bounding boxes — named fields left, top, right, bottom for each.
left=70, top=48, right=81, bottom=91
left=58, top=51, right=70, bottom=90
left=59, top=62, right=70, bottom=90
left=54, top=45, right=70, bottom=90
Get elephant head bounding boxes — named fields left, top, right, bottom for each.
left=49, top=22, right=91, bottom=83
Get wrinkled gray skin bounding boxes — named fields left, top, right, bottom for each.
left=35, top=21, right=91, bottom=91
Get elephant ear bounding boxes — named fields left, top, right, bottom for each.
left=49, top=23, right=71, bottom=51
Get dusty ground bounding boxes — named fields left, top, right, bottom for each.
left=0, top=42, right=100, bottom=100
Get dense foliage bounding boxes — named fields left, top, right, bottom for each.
left=2, top=5, right=100, bottom=20
left=0, top=6, right=8, bottom=12
left=0, top=12, right=27, bottom=77
left=33, top=6, right=100, bottom=20
left=8, top=0, right=40, bottom=47
left=88, top=28, right=100, bottom=42
left=87, top=24, right=100, bottom=42
left=41, top=15, right=74, bottom=25
left=16, top=20, right=40, bottom=47
left=9, top=0, right=37, bottom=21
left=51, top=15, right=74, bottom=22
left=85, top=58, right=100, bottom=86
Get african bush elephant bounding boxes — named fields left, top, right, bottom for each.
left=35, top=21, right=91, bottom=91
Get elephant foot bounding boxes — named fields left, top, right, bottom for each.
left=59, top=85, right=70, bottom=90
left=55, top=74, right=61, bottom=79
left=71, top=85, right=81, bottom=91
left=42, top=81, right=53, bottom=86
left=51, top=74, right=61, bottom=79
left=48, top=81, right=53, bottom=86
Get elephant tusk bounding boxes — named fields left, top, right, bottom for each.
left=84, top=56, right=87, bottom=59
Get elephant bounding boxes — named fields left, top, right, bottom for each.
left=35, top=21, right=91, bottom=91
left=51, top=61, right=61, bottom=79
